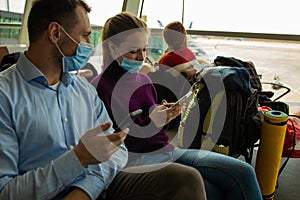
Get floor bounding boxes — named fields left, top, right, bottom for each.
left=240, top=149, right=300, bottom=200
left=169, top=129, right=300, bottom=200
left=275, top=157, right=300, bottom=200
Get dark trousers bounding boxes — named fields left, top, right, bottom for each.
left=98, top=163, right=206, bottom=200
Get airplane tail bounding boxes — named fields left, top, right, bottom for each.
left=157, top=20, right=164, bottom=27
left=188, top=21, right=193, bottom=29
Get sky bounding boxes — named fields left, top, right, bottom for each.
left=1, top=0, right=299, bottom=35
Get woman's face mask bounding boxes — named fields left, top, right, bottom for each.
left=110, top=31, right=148, bottom=73
left=120, top=57, right=144, bottom=73
left=56, top=26, right=94, bottom=72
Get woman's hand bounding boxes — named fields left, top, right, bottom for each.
left=149, top=100, right=182, bottom=128
left=139, top=63, right=159, bottom=74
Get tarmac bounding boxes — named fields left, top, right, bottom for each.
left=194, top=36, right=300, bottom=114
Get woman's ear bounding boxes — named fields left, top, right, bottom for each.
left=107, top=41, right=118, bottom=59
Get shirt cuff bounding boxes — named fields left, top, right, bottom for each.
left=53, top=150, right=85, bottom=186
left=70, top=172, right=105, bottom=200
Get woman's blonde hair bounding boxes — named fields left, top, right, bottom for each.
left=101, top=12, right=148, bottom=69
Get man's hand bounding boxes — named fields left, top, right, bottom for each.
left=73, top=123, right=128, bottom=167
left=63, top=187, right=90, bottom=200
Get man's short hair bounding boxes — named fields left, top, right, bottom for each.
left=27, top=0, right=91, bottom=43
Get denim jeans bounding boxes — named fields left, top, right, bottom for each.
left=127, top=148, right=262, bottom=200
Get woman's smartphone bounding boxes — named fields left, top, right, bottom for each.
left=173, top=90, right=193, bottom=107
left=146, top=56, right=156, bottom=66
left=114, top=109, right=143, bottom=132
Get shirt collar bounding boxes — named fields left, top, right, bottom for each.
left=17, top=52, right=74, bottom=87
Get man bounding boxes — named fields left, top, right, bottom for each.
left=0, top=0, right=206, bottom=199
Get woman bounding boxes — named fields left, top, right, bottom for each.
left=96, top=12, right=262, bottom=200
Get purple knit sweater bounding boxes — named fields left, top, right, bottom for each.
left=96, top=61, right=174, bottom=156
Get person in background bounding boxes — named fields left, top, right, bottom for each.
left=158, top=21, right=208, bottom=81
left=96, top=12, right=263, bottom=200
left=0, top=1, right=206, bottom=200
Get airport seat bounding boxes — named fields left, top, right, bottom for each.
left=0, top=46, right=9, bottom=65
left=0, top=52, right=21, bottom=72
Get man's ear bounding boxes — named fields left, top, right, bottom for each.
left=48, top=22, right=61, bottom=44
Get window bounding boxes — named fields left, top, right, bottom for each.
left=0, top=0, right=26, bottom=13
left=87, top=0, right=123, bottom=26
left=141, top=0, right=300, bottom=35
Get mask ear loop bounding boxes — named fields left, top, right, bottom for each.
left=55, top=43, right=66, bottom=57
left=54, top=25, right=67, bottom=57
left=60, top=26, right=79, bottom=45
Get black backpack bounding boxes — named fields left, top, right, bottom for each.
left=214, top=56, right=262, bottom=91
left=178, top=67, right=262, bottom=163
left=148, top=68, right=192, bottom=130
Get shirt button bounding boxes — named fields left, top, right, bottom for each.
left=64, top=118, right=68, bottom=122
left=69, top=145, right=74, bottom=149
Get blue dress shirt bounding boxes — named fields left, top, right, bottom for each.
left=0, top=53, right=128, bottom=200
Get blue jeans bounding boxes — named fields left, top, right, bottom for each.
left=127, top=148, right=262, bottom=200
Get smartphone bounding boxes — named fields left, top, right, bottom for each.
left=145, top=56, right=155, bottom=66
left=173, top=90, right=193, bottom=107
left=114, top=109, right=143, bottom=132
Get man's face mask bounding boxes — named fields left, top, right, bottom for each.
left=56, top=26, right=94, bottom=72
